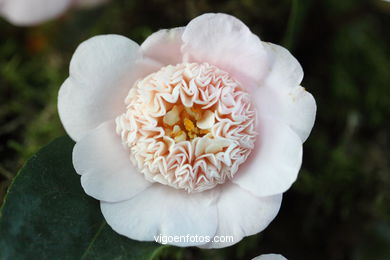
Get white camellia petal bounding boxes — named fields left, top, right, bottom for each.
left=0, top=0, right=72, bottom=26
left=73, top=120, right=152, bottom=202
left=259, top=42, right=316, bottom=142
left=182, top=13, right=269, bottom=89
left=232, top=117, right=302, bottom=197
left=255, top=85, right=316, bottom=142
left=263, top=42, right=304, bottom=90
left=252, top=254, right=288, bottom=260
left=141, top=27, right=185, bottom=66
left=58, top=34, right=160, bottom=141
left=200, top=183, right=282, bottom=248
left=101, top=184, right=219, bottom=247
left=55, top=12, right=316, bottom=249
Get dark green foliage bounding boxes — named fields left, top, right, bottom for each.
left=0, top=136, right=163, bottom=260
left=0, top=0, right=389, bottom=259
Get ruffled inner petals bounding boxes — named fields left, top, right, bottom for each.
left=116, top=63, right=258, bottom=193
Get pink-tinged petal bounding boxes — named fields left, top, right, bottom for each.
left=232, top=117, right=302, bottom=197
left=263, top=42, right=304, bottom=90
left=73, top=120, right=152, bottom=202
left=200, top=183, right=282, bottom=248
left=1, top=0, right=72, bottom=26
left=58, top=34, right=160, bottom=141
left=253, top=254, right=288, bottom=260
left=141, top=27, right=185, bottom=65
left=255, top=85, right=316, bottom=142
left=258, top=43, right=316, bottom=142
left=101, top=184, right=219, bottom=247
left=182, top=13, right=269, bottom=89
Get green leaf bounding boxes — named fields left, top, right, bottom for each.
left=0, top=136, right=165, bottom=260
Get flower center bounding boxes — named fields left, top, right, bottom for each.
left=116, top=63, right=257, bottom=193
left=162, top=103, right=212, bottom=142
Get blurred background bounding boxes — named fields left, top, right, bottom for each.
left=0, top=0, right=389, bottom=259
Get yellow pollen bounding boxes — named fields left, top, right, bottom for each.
left=199, top=129, right=210, bottom=135
left=184, top=118, right=195, bottom=132
left=163, top=104, right=212, bottom=142
left=188, top=132, right=197, bottom=139
left=172, top=130, right=184, bottom=138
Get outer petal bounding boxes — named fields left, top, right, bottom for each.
left=73, top=120, right=152, bottom=202
left=1, top=0, right=72, bottom=26
left=253, top=254, right=288, bottom=260
left=255, top=85, right=316, bottom=142
left=141, top=27, right=185, bottom=66
left=260, top=42, right=316, bottom=142
left=101, top=184, right=218, bottom=247
left=182, top=13, right=269, bottom=89
left=263, top=42, right=303, bottom=90
left=232, top=117, right=302, bottom=197
left=58, top=34, right=160, bottom=141
left=200, top=183, right=282, bottom=248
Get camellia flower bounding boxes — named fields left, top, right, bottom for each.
left=252, top=254, right=287, bottom=260
left=0, top=0, right=108, bottom=26
left=58, top=13, right=316, bottom=248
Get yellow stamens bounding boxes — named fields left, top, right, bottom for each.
left=172, top=130, right=184, bottom=138
left=199, top=129, right=209, bottom=135
left=188, top=132, right=197, bottom=139
left=184, top=118, right=195, bottom=132
left=162, top=105, right=212, bottom=142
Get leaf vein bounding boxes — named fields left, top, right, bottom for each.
left=80, top=221, right=106, bottom=260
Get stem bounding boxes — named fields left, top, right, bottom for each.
left=283, top=0, right=300, bottom=49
